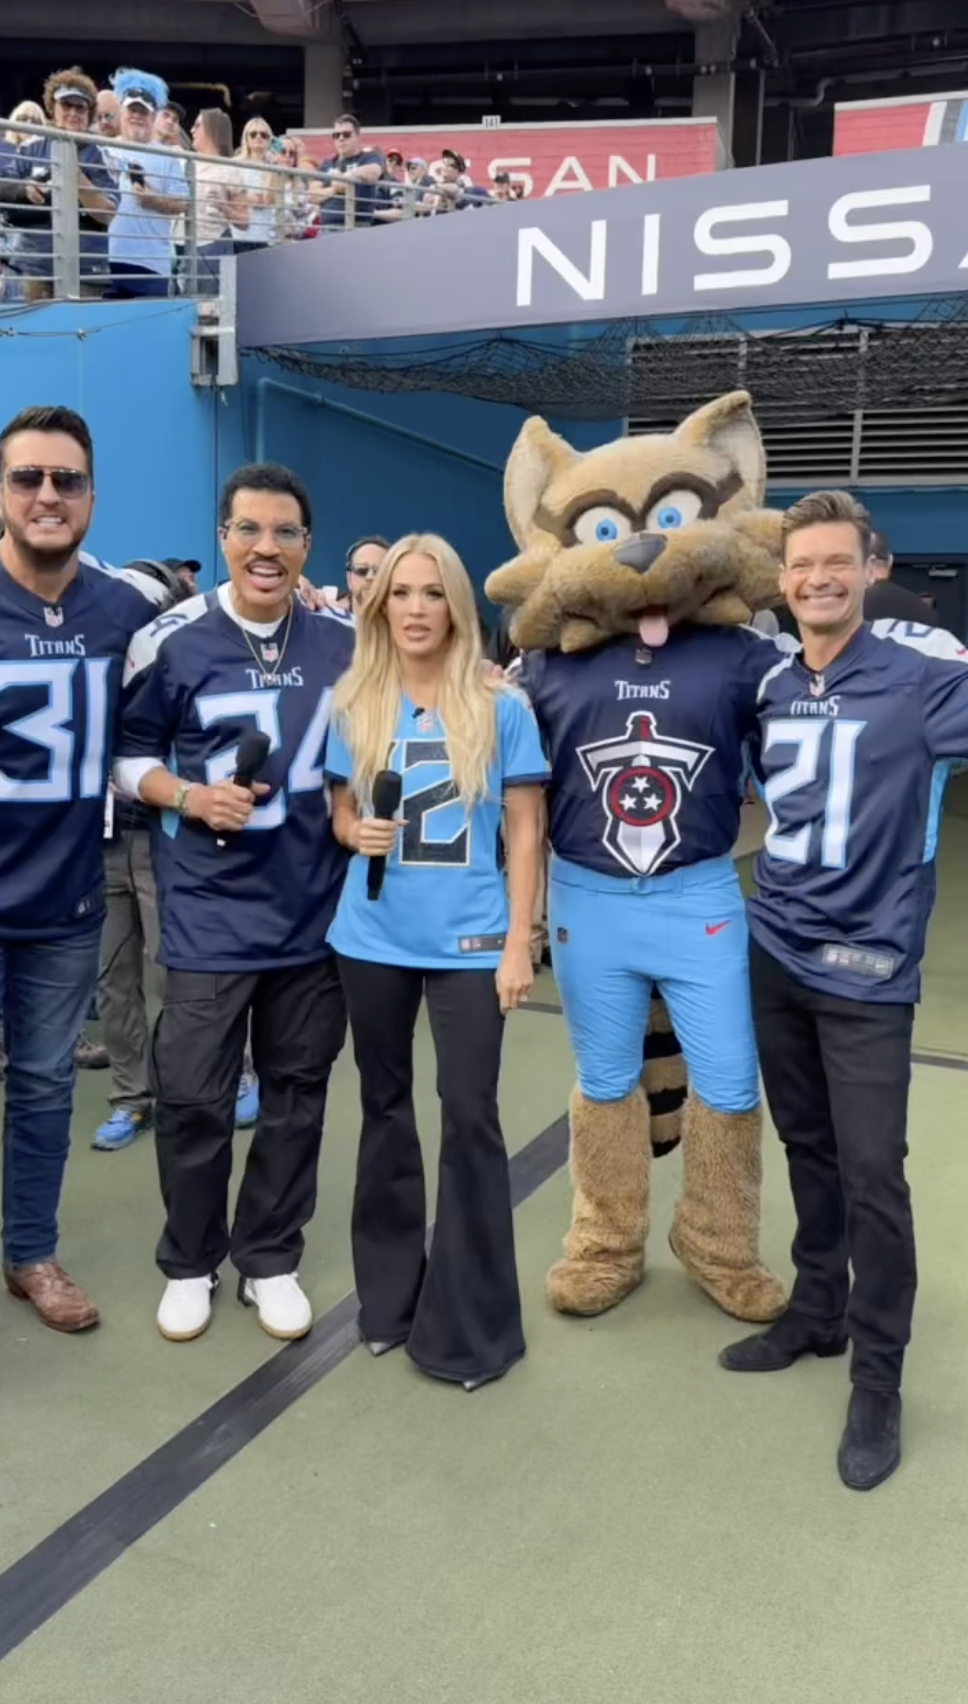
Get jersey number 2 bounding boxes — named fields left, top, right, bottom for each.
left=763, top=717, right=865, bottom=869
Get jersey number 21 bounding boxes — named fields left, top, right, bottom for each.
left=763, top=718, right=866, bottom=869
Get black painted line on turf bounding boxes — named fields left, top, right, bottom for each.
left=912, top=1050, right=968, bottom=1073
left=0, top=1114, right=569, bottom=1663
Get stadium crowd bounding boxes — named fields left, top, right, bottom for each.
left=0, top=63, right=524, bottom=302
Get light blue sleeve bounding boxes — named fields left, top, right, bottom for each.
left=323, top=717, right=353, bottom=784
left=498, top=689, right=549, bottom=787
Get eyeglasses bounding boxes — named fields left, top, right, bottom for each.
left=4, top=466, right=91, bottom=497
left=249, top=130, right=270, bottom=141
left=224, top=520, right=307, bottom=547
left=348, top=563, right=380, bottom=579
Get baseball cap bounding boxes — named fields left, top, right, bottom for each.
left=442, top=148, right=466, bottom=172
left=122, top=86, right=159, bottom=110
left=385, top=147, right=404, bottom=163
left=406, top=156, right=427, bottom=169
left=164, top=100, right=187, bottom=122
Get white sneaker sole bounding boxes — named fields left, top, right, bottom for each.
left=157, top=1312, right=212, bottom=1343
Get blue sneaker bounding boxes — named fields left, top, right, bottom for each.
left=235, top=1072, right=259, bottom=1127
left=92, top=1107, right=153, bottom=1151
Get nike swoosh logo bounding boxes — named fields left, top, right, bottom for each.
left=705, top=922, right=730, bottom=936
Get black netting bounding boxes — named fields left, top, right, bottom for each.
left=242, top=294, right=968, bottom=421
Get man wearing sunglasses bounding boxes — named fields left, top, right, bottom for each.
left=316, top=114, right=385, bottom=229
left=0, top=405, right=172, bottom=1333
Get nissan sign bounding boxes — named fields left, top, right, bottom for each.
left=237, top=144, right=968, bottom=350
left=292, top=117, right=726, bottom=196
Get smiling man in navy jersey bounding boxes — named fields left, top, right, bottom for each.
left=0, top=406, right=166, bottom=1332
left=720, top=489, right=968, bottom=1493
left=114, top=463, right=352, bottom=1345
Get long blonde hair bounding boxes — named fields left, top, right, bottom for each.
left=332, top=533, right=502, bottom=808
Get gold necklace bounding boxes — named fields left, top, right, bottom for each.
left=231, top=589, right=295, bottom=683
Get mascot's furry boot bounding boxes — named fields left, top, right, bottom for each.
left=547, top=1087, right=786, bottom=1322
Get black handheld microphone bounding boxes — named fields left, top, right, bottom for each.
left=215, top=730, right=271, bottom=848
left=366, top=769, right=402, bottom=901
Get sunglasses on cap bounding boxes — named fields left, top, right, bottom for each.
left=4, top=466, right=91, bottom=497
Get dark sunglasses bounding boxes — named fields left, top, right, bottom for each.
left=249, top=130, right=270, bottom=140
left=5, top=466, right=91, bottom=497
left=333, top=129, right=355, bottom=140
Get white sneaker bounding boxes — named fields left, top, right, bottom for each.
left=157, top=1275, right=218, bottom=1342
left=238, top=1272, right=312, bottom=1340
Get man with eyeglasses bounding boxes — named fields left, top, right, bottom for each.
left=0, top=405, right=170, bottom=1333
left=113, top=463, right=352, bottom=1345
left=317, top=114, right=385, bottom=230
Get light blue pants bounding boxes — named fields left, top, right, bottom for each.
left=549, top=853, right=758, bottom=1113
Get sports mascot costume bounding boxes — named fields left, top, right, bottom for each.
left=486, top=390, right=787, bottom=1323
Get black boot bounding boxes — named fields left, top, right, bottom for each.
left=837, top=1388, right=902, bottom=1491
left=718, top=1309, right=848, bottom=1373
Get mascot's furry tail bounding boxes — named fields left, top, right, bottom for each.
left=643, top=989, right=686, bottom=1156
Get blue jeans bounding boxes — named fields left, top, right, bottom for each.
left=0, top=931, right=100, bottom=1266
left=550, top=852, right=759, bottom=1113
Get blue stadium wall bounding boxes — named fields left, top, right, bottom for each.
left=1, top=298, right=965, bottom=629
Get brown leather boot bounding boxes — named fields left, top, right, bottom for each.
left=4, top=1261, right=100, bottom=1332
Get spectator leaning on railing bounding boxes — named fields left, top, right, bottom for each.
left=106, top=69, right=188, bottom=299
left=316, top=114, right=385, bottom=230
left=0, top=69, right=117, bottom=303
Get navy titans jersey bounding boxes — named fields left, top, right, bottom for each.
left=0, top=558, right=159, bottom=940
left=517, top=626, right=776, bottom=880
left=117, top=593, right=354, bottom=971
left=749, top=622, right=968, bottom=1004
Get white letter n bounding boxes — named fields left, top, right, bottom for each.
left=516, top=221, right=607, bottom=307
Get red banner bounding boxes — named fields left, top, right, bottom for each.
left=834, top=91, right=968, bottom=156
left=293, top=118, right=724, bottom=197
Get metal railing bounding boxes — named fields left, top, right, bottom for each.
left=0, top=120, right=467, bottom=304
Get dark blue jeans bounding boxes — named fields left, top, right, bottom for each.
left=0, top=931, right=100, bottom=1266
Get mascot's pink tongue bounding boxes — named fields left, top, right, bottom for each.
left=638, top=612, right=669, bottom=647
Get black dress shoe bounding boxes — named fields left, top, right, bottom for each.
left=837, top=1388, right=902, bottom=1491
left=719, top=1309, right=848, bottom=1373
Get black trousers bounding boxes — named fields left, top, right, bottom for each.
left=151, top=957, right=346, bottom=1280
left=749, top=939, right=916, bottom=1392
left=336, top=956, right=524, bottom=1384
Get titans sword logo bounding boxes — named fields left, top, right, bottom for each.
left=577, top=710, right=713, bottom=877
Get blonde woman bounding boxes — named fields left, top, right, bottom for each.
left=325, top=534, right=547, bottom=1392
left=234, top=115, right=279, bottom=251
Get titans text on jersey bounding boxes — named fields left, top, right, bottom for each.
left=115, top=590, right=354, bottom=971
left=516, top=626, right=776, bottom=881
left=0, top=558, right=160, bottom=939
left=749, top=621, right=968, bottom=1003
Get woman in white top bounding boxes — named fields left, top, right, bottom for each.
left=233, top=116, right=280, bottom=252
left=188, top=108, right=248, bottom=293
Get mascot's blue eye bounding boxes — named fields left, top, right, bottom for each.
left=644, top=487, right=704, bottom=533
left=572, top=505, right=633, bottom=548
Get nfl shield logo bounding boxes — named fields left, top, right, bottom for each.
left=44, top=604, right=64, bottom=627
left=260, top=641, right=279, bottom=665
left=809, top=672, right=825, bottom=697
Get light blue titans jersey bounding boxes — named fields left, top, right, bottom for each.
left=0, top=558, right=160, bottom=939
left=117, top=592, right=353, bottom=972
left=324, top=690, right=548, bottom=970
left=749, top=620, right=968, bottom=1003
